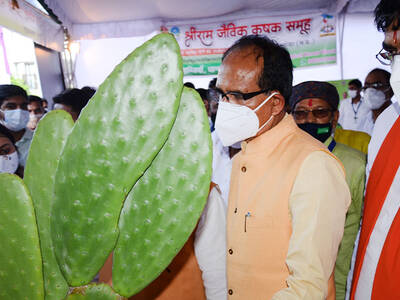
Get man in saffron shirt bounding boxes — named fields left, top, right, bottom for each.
left=348, top=1, right=400, bottom=299
left=215, top=35, right=350, bottom=299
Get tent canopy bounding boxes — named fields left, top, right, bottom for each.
left=42, top=0, right=380, bottom=40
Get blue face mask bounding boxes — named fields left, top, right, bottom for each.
left=0, top=109, right=29, bottom=131
left=297, top=123, right=332, bottom=143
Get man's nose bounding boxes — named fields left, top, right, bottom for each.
left=220, top=96, right=229, bottom=103
left=306, top=111, right=317, bottom=123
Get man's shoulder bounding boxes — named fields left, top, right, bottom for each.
left=339, top=98, right=351, bottom=107
left=15, top=129, right=34, bottom=146
left=374, top=103, right=399, bottom=133
left=333, top=142, right=366, bottom=178
left=334, top=142, right=366, bottom=164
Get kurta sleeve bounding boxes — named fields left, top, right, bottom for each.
left=194, top=186, right=227, bottom=300
left=334, top=156, right=365, bottom=300
left=272, top=151, right=351, bottom=300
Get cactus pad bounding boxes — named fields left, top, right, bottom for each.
left=51, top=33, right=183, bottom=286
left=0, top=174, right=44, bottom=300
left=67, top=284, right=126, bottom=300
left=113, top=87, right=212, bottom=297
left=24, top=110, right=73, bottom=300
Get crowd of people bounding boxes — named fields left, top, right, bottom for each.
left=0, top=85, right=95, bottom=177
left=1, top=0, right=399, bottom=299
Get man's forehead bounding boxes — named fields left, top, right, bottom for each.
left=3, top=96, right=28, bottom=103
left=365, top=72, right=385, bottom=83
left=28, top=101, right=41, bottom=108
left=217, top=46, right=263, bottom=91
left=296, top=98, right=330, bottom=108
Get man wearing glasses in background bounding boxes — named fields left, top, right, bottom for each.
left=362, top=68, right=393, bottom=124
left=214, top=35, right=350, bottom=299
left=347, top=1, right=400, bottom=299
left=289, top=81, right=366, bottom=300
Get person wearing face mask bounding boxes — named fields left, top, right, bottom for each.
left=346, top=1, right=400, bottom=300
left=289, top=81, right=366, bottom=300
left=338, top=79, right=374, bottom=135
left=0, top=84, right=32, bottom=170
left=215, top=35, right=350, bottom=299
left=27, top=95, right=46, bottom=131
left=362, top=68, right=394, bottom=124
left=0, top=124, right=19, bottom=175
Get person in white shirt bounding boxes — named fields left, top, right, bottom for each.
left=211, top=131, right=241, bottom=207
left=362, top=68, right=393, bottom=124
left=338, top=79, right=373, bottom=135
left=339, top=79, right=374, bottom=135
left=346, top=0, right=400, bottom=298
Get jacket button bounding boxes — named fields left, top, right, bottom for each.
left=228, top=248, right=233, bottom=255
left=241, top=166, right=246, bottom=172
left=228, top=289, right=233, bottom=295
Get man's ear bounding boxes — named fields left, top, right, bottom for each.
left=271, top=92, right=286, bottom=116
left=332, top=110, right=339, bottom=130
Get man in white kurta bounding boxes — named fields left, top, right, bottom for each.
left=347, top=1, right=400, bottom=298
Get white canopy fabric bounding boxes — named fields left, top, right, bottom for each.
left=0, top=0, right=64, bottom=51
left=0, top=0, right=381, bottom=50
left=42, top=0, right=380, bottom=41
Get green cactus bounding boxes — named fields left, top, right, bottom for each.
left=24, top=110, right=73, bottom=300
left=112, top=87, right=212, bottom=297
left=66, top=284, right=125, bottom=300
left=0, top=33, right=213, bottom=300
left=0, top=174, right=44, bottom=300
left=51, top=33, right=184, bottom=286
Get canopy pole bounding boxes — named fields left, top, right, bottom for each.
left=338, top=2, right=349, bottom=80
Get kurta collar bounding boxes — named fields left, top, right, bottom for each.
left=240, top=114, right=297, bottom=155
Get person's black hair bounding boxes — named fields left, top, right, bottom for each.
left=0, top=84, right=28, bottom=106
left=222, top=35, right=293, bottom=103
left=349, top=79, right=362, bottom=89
left=81, top=86, right=96, bottom=100
left=184, top=82, right=195, bottom=89
left=375, top=0, right=400, bottom=32
left=0, top=124, right=15, bottom=145
left=208, top=78, right=217, bottom=89
left=28, top=95, right=43, bottom=104
left=196, top=88, right=208, bottom=100
left=53, top=88, right=90, bottom=114
left=369, top=68, right=391, bottom=83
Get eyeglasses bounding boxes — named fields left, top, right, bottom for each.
left=215, top=88, right=269, bottom=103
left=376, top=48, right=398, bottom=66
left=362, top=82, right=390, bottom=90
left=292, top=108, right=333, bottom=120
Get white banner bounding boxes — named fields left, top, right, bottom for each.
left=164, top=13, right=336, bottom=75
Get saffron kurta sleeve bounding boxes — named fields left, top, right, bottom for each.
left=272, top=151, right=351, bottom=300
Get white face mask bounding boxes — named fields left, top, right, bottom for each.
left=363, top=88, right=387, bottom=110
left=348, top=89, right=358, bottom=99
left=215, top=92, right=278, bottom=147
left=390, top=55, right=400, bottom=101
left=0, top=109, right=29, bottom=131
left=0, top=151, right=19, bottom=174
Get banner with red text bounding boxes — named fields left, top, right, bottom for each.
left=163, top=13, right=336, bottom=76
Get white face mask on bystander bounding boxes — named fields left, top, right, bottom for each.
left=0, top=151, right=18, bottom=174
left=348, top=89, right=358, bottom=99
left=363, top=88, right=387, bottom=109
left=215, top=92, right=277, bottom=147
left=0, top=109, right=29, bottom=131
